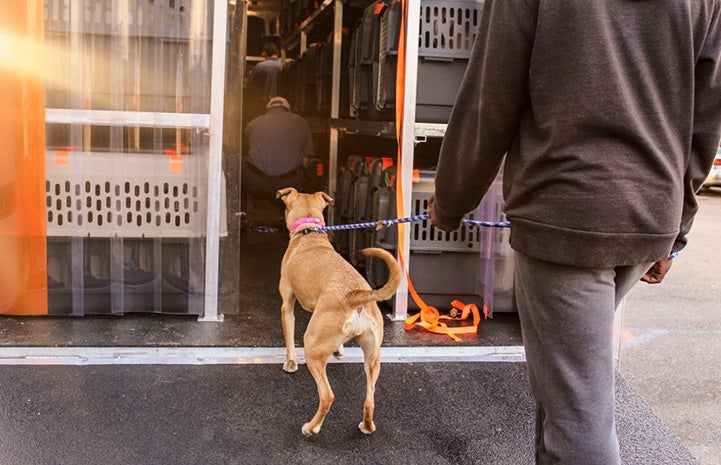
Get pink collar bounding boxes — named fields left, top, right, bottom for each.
left=289, top=217, right=325, bottom=236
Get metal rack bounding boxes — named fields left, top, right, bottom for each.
left=309, top=0, right=432, bottom=320
left=283, top=0, right=337, bottom=52
left=281, top=0, right=472, bottom=320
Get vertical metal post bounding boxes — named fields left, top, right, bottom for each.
left=153, top=238, right=163, bottom=312
left=238, top=0, right=248, bottom=213
left=110, top=238, right=125, bottom=315
left=69, top=0, right=85, bottom=316
left=330, top=0, right=343, bottom=119
left=328, top=127, right=339, bottom=225
left=327, top=0, right=343, bottom=222
left=69, top=0, right=83, bottom=145
left=200, top=0, right=229, bottom=322
left=70, top=237, right=85, bottom=316
left=392, top=0, right=421, bottom=321
left=238, top=2, right=248, bottom=126
left=109, top=0, right=128, bottom=315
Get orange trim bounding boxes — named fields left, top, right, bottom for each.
left=165, top=149, right=184, bottom=172
left=54, top=149, right=69, bottom=167
left=0, top=0, right=48, bottom=315
left=168, top=151, right=184, bottom=173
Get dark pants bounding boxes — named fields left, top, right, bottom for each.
left=241, top=160, right=309, bottom=203
left=514, top=251, right=653, bottom=465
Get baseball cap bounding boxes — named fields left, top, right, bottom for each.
left=266, top=96, right=291, bottom=111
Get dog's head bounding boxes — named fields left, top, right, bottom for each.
left=276, top=187, right=334, bottom=229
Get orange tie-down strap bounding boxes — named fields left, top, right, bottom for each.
left=404, top=299, right=491, bottom=342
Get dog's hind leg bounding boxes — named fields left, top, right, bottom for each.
left=280, top=282, right=298, bottom=373
left=357, top=329, right=382, bottom=435
left=302, top=350, right=334, bottom=436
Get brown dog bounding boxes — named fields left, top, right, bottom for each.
left=276, top=187, right=402, bottom=436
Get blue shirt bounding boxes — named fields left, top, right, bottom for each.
left=245, top=108, right=315, bottom=176
left=248, top=57, right=282, bottom=103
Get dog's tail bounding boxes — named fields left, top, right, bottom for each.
left=346, top=248, right=402, bottom=307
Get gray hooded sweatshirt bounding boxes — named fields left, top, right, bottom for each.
left=433, top=0, right=721, bottom=267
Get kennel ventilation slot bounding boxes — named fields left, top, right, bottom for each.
left=44, top=150, right=226, bottom=238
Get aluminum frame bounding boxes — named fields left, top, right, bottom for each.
left=327, top=0, right=344, bottom=224
left=0, top=345, right=526, bottom=365
left=393, top=0, right=422, bottom=321
left=200, top=0, right=230, bottom=322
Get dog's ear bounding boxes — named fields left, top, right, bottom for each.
left=316, top=192, right=335, bottom=207
left=276, top=187, right=297, bottom=204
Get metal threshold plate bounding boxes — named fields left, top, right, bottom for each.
left=0, top=346, right=526, bottom=365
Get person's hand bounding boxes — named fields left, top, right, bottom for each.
left=641, top=258, right=673, bottom=284
left=428, top=195, right=453, bottom=232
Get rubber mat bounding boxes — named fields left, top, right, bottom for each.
left=0, top=362, right=697, bottom=465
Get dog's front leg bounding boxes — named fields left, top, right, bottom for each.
left=280, top=289, right=298, bottom=373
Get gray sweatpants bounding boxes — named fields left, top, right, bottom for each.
left=514, top=251, right=654, bottom=465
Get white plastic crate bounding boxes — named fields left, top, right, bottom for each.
left=370, top=175, right=481, bottom=252
left=408, top=188, right=481, bottom=252
left=45, top=150, right=226, bottom=238
left=44, top=0, right=211, bottom=40
left=418, top=0, right=483, bottom=59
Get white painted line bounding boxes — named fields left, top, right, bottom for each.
left=0, top=346, right=526, bottom=366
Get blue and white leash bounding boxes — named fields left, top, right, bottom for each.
left=314, top=214, right=510, bottom=233
left=243, top=214, right=679, bottom=260
left=243, top=214, right=509, bottom=234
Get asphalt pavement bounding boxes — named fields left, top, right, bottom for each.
left=0, top=363, right=697, bottom=465
left=621, top=188, right=721, bottom=465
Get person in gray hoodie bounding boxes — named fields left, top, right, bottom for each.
left=429, top=1, right=721, bottom=463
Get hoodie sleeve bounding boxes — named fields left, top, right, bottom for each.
left=675, top=1, right=721, bottom=253
left=433, top=0, right=537, bottom=230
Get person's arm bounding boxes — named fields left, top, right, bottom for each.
left=675, top=4, right=721, bottom=252
left=432, top=0, right=537, bottom=231
left=644, top=5, right=721, bottom=285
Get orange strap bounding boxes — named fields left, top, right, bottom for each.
left=393, top=0, right=490, bottom=340
left=393, top=0, right=445, bottom=333
left=404, top=299, right=488, bottom=342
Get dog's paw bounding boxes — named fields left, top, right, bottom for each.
left=358, top=421, right=376, bottom=435
left=283, top=360, right=298, bottom=373
left=302, top=422, right=321, bottom=437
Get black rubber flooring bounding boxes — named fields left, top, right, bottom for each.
left=0, top=363, right=697, bottom=465
left=0, top=227, right=522, bottom=349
